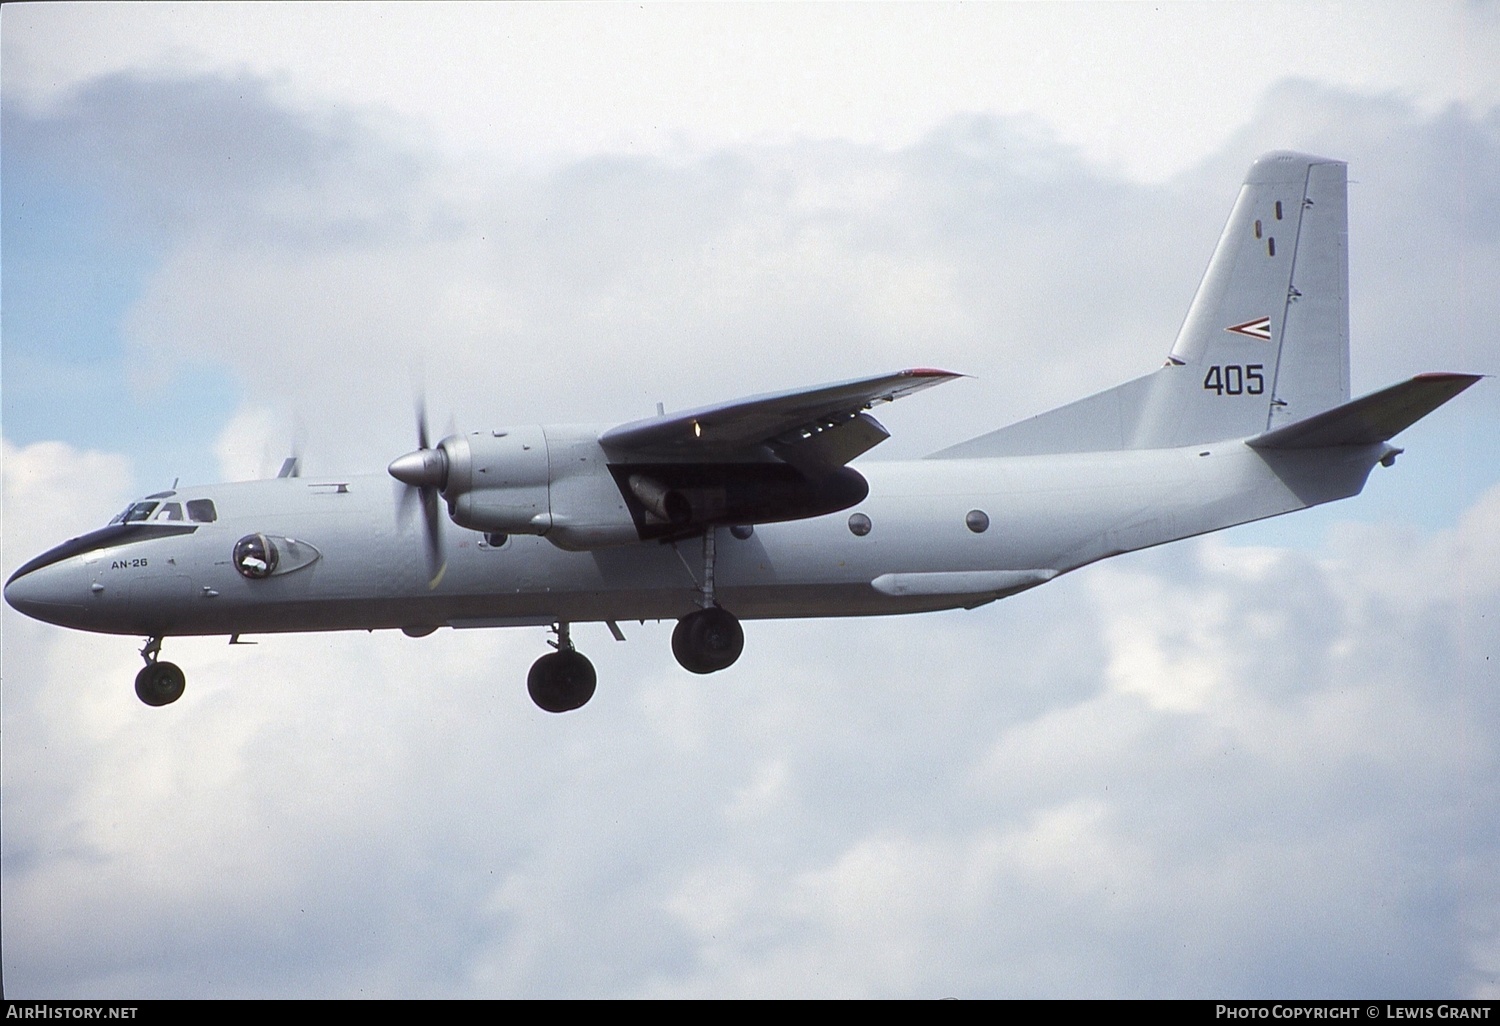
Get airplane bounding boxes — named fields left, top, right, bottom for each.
left=4, top=151, right=1482, bottom=713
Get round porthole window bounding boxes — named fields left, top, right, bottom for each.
left=848, top=512, right=872, bottom=537
left=233, top=533, right=279, bottom=579
left=965, top=509, right=990, bottom=533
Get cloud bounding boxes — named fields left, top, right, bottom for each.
left=7, top=2, right=1499, bottom=182
left=211, top=405, right=285, bottom=483
left=2, top=440, right=133, bottom=555
left=8, top=69, right=1498, bottom=493
left=13, top=71, right=1475, bottom=483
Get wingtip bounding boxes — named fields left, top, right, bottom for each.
left=1412, top=371, right=1486, bottom=384
left=901, top=367, right=966, bottom=379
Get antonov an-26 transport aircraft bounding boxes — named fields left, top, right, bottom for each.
left=5, top=152, right=1481, bottom=713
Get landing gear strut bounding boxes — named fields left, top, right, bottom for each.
left=672, top=528, right=745, bottom=675
left=134, top=636, right=186, bottom=707
left=527, top=622, right=597, bottom=713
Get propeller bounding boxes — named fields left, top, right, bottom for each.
left=389, top=396, right=450, bottom=588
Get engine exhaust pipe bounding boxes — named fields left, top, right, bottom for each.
left=628, top=474, right=692, bottom=526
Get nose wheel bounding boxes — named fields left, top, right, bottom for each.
left=135, top=636, right=186, bottom=706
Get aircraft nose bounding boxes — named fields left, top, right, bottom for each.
left=4, top=562, right=88, bottom=625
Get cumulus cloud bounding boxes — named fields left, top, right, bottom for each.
left=8, top=72, right=1470, bottom=484
left=9, top=67, right=1498, bottom=486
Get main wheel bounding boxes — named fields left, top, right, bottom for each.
left=527, top=650, right=597, bottom=713
left=135, top=661, right=186, bottom=706
left=671, top=607, right=745, bottom=674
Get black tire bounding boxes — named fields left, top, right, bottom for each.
left=135, top=661, right=186, bottom=706
left=671, top=607, right=745, bottom=675
left=527, top=650, right=597, bottom=713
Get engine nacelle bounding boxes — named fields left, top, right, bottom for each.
left=441, top=427, right=553, bottom=535
left=403, top=426, right=868, bottom=551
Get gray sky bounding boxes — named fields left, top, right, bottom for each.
left=2, top=1, right=1497, bottom=998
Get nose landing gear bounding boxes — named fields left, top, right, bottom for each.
left=134, top=636, right=186, bottom=706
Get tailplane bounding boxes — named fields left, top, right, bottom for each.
left=1246, top=373, right=1482, bottom=450
left=934, top=152, right=1353, bottom=458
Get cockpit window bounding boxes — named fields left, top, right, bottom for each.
left=186, top=499, right=217, bottom=523
left=108, top=498, right=215, bottom=525
left=119, top=501, right=160, bottom=523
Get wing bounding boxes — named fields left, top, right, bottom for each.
left=600, top=368, right=962, bottom=473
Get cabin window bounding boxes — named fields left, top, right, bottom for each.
left=186, top=499, right=218, bottom=523
left=1267, top=237, right=1276, bottom=257
left=1254, top=220, right=1262, bottom=239
left=965, top=509, right=990, bottom=533
left=848, top=513, right=872, bottom=537
left=1275, top=200, right=1283, bottom=220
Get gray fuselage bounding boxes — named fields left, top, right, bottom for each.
left=4, top=436, right=1385, bottom=639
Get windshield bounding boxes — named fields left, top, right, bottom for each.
left=108, top=496, right=217, bottom=525
left=111, top=501, right=159, bottom=524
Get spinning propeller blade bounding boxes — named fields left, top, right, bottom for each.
left=389, top=397, right=449, bottom=588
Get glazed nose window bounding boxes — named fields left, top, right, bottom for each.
left=233, top=534, right=279, bottom=579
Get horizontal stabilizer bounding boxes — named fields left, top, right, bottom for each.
left=1247, top=373, right=1482, bottom=450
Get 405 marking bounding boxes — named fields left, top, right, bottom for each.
left=1203, top=364, right=1265, bottom=396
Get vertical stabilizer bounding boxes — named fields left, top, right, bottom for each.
left=932, top=152, right=1352, bottom=459
left=1136, top=151, right=1350, bottom=445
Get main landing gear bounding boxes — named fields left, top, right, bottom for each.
left=134, top=636, right=186, bottom=707
left=671, top=526, right=744, bottom=675
left=527, top=622, right=597, bottom=714
left=672, top=607, right=744, bottom=674
left=524, top=529, right=746, bottom=713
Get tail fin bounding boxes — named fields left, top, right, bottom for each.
left=933, top=152, right=1351, bottom=458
